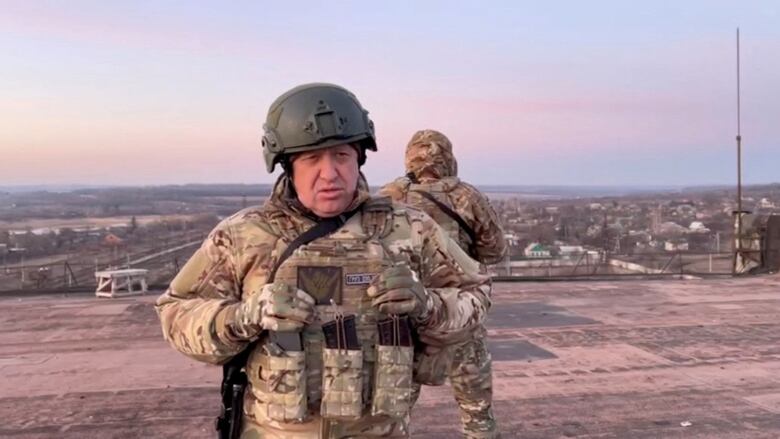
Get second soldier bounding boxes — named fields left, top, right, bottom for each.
left=380, top=129, right=508, bottom=439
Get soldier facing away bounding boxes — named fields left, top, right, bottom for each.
left=380, top=130, right=508, bottom=439
left=155, top=84, right=492, bottom=438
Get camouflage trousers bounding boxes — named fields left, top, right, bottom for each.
left=449, top=326, right=499, bottom=439
left=411, top=327, right=498, bottom=438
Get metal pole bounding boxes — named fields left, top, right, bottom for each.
left=679, top=252, right=684, bottom=276
left=736, top=27, right=743, bottom=256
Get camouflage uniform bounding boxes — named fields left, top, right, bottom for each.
left=380, top=130, right=507, bottom=439
left=156, top=174, right=492, bottom=438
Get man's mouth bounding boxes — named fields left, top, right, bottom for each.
left=317, top=187, right=344, bottom=199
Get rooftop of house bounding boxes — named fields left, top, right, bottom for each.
left=2, top=275, right=780, bottom=438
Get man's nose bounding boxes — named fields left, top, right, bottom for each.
left=319, top=154, right=339, bottom=180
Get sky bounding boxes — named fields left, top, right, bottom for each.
left=1, top=0, right=779, bottom=187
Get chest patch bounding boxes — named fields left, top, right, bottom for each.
left=297, top=266, right=342, bottom=305
left=345, top=273, right=375, bottom=285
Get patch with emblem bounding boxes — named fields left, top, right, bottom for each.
left=297, top=266, right=342, bottom=305
left=345, top=273, right=375, bottom=285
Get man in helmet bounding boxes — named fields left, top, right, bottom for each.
left=379, top=129, right=507, bottom=439
left=155, top=84, right=492, bottom=438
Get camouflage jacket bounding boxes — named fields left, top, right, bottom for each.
left=379, top=130, right=508, bottom=265
left=155, top=173, right=490, bottom=363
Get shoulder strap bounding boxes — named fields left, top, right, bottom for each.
left=361, top=196, right=394, bottom=240
left=410, top=189, right=477, bottom=252
left=267, top=205, right=362, bottom=283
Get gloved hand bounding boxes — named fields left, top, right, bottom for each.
left=233, top=282, right=316, bottom=337
left=367, top=264, right=430, bottom=319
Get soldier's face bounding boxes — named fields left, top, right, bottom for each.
left=291, top=144, right=359, bottom=218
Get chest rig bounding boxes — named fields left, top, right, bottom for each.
left=241, top=198, right=414, bottom=429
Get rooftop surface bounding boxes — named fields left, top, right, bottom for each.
left=2, top=276, right=780, bottom=438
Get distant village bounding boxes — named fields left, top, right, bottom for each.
left=491, top=187, right=780, bottom=264
left=1, top=184, right=779, bottom=288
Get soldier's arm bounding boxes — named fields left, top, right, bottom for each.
left=464, top=184, right=508, bottom=265
left=414, top=215, right=492, bottom=345
left=154, top=221, right=263, bottom=365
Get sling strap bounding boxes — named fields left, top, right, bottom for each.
left=410, top=189, right=477, bottom=255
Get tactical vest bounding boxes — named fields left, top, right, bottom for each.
left=242, top=209, right=415, bottom=430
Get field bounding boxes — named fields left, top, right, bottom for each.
left=1, top=214, right=201, bottom=234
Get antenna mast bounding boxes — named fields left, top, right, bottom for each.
left=734, top=27, right=744, bottom=272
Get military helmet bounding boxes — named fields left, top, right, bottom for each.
left=262, top=83, right=377, bottom=172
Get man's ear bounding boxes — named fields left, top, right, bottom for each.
left=281, top=156, right=292, bottom=176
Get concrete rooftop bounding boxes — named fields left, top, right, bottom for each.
left=2, top=276, right=780, bottom=438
